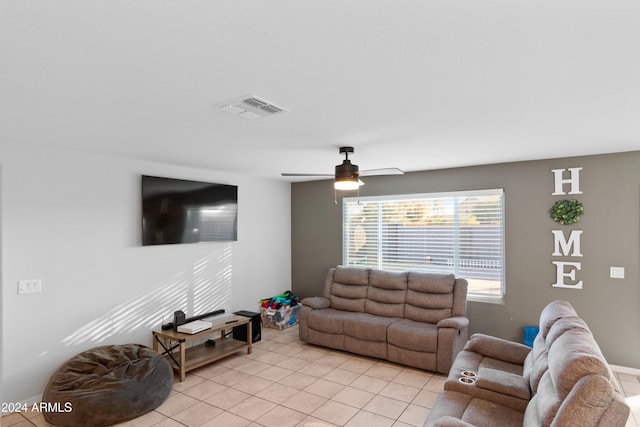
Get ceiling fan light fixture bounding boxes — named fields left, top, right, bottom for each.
left=334, top=155, right=362, bottom=190
left=281, top=146, right=400, bottom=190
left=334, top=177, right=361, bottom=190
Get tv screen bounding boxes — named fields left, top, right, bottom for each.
left=141, top=175, right=238, bottom=245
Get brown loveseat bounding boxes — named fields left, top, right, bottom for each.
left=298, top=266, right=469, bottom=374
left=424, top=300, right=630, bottom=427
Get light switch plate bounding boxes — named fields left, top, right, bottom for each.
left=18, top=279, right=42, bottom=294
left=610, top=267, right=625, bottom=279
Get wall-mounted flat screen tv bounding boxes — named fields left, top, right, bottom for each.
left=142, top=175, right=238, bottom=245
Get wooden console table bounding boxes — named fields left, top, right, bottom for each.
left=152, top=314, right=252, bottom=381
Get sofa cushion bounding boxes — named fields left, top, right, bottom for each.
left=329, top=281, right=367, bottom=312
left=308, top=329, right=345, bottom=350
left=445, top=349, right=529, bottom=413
left=366, top=297, right=405, bottom=318
left=327, top=266, right=370, bottom=312
left=538, top=299, right=578, bottom=339
left=365, top=271, right=407, bottom=317
left=387, top=319, right=438, bottom=352
left=432, top=416, right=476, bottom=427
left=522, top=315, right=591, bottom=394
left=301, top=296, right=331, bottom=309
left=409, top=272, right=456, bottom=293
left=554, top=375, right=615, bottom=426
left=307, top=308, right=352, bottom=334
left=460, top=397, right=524, bottom=427
left=545, top=315, right=591, bottom=347
left=330, top=294, right=366, bottom=312
left=343, top=313, right=400, bottom=341
left=425, top=391, right=524, bottom=427
left=345, top=336, right=388, bottom=359
left=524, top=326, right=615, bottom=426
left=522, top=314, right=591, bottom=396
left=475, top=367, right=531, bottom=401
left=404, top=273, right=456, bottom=323
left=331, top=281, right=368, bottom=299
left=549, top=328, right=611, bottom=398
left=405, top=293, right=453, bottom=323
left=334, top=265, right=370, bottom=285
left=370, top=269, right=408, bottom=289
left=388, top=344, right=437, bottom=371
left=520, top=303, right=584, bottom=394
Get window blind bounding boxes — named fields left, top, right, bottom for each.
left=343, top=189, right=504, bottom=300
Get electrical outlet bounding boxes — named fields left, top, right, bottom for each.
left=18, top=279, right=42, bottom=294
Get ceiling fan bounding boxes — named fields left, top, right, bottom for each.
left=282, top=146, right=404, bottom=190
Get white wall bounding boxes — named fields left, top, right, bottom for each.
left=1, top=141, right=291, bottom=404
left=0, top=163, right=3, bottom=408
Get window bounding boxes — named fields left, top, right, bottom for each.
left=342, top=189, right=504, bottom=302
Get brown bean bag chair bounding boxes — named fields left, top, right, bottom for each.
left=42, top=344, right=173, bottom=427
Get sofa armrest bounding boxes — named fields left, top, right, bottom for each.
left=465, top=334, right=531, bottom=365
left=433, top=416, right=477, bottom=427
left=301, top=296, right=331, bottom=309
left=437, top=316, right=469, bottom=329
left=475, top=367, right=531, bottom=400
left=436, top=317, right=470, bottom=374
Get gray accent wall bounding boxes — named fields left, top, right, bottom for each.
left=291, top=151, right=640, bottom=368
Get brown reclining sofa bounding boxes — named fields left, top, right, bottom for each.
left=424, top=300, right=630, bottom=427
left=299, top=266, right=469, bottom=374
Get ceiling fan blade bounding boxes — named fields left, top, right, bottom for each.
left=359, top=168, right=404, bottom=177
left=281, top=173, right=333, bottom=177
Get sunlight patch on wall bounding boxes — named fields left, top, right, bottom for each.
left=192, top=245, right=233, bottom=315
left=61, top=243, right=233, bottom=346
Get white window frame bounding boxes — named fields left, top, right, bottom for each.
left=342, top=189, right=505, bottom=303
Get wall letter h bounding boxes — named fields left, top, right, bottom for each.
left=552, top=167, right=582, bottom=195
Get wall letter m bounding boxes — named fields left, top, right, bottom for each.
left=552, top=230, right=583, bottom=257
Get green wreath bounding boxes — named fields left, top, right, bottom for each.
left=550, top=199, right=584, bottom=225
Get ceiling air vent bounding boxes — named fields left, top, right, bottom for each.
left=216, top=95, right=288, bottom=120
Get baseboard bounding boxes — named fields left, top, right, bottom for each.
left=610, top=364, right=640, bottom=377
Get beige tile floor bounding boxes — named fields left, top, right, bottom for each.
left=3, top=324, right=639, bottom=427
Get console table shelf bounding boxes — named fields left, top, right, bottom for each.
left=152, top=314, right=252, bottom=381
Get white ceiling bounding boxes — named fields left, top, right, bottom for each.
left=2, top=1, right=640, bottom=182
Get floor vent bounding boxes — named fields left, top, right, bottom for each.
left=216, top=95, right=288, bottom=120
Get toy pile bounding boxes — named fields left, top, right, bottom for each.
left=260, top=290, right=299, bottom=310
left=259, top=291, right=301, bottom=330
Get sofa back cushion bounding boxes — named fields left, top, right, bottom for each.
left=549, top=328, right=612, bottom=398
left=545, top=316, right=591, bottom=347
left=328, top=266, right=370, bottom=312
left=538, top=299, right=578, bottom=339
left=365, top=270, right=408, bottom=318
left=523, top=300, right=581, bottom=393
left=404, top=272, right=457, bottom=323
left=524, top=327, right=618, bottom=426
